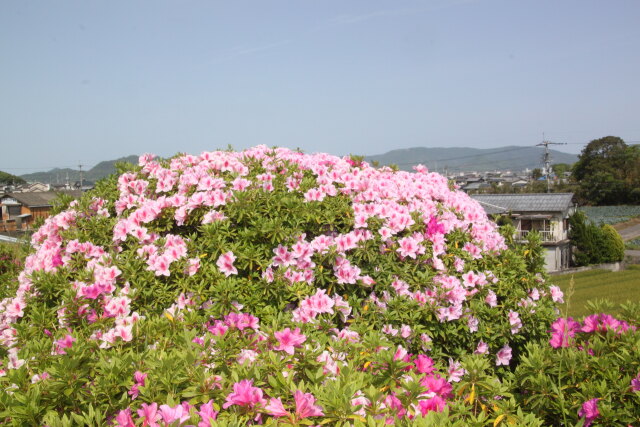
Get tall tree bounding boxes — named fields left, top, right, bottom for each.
left=572, top=136, right=640, bottom=205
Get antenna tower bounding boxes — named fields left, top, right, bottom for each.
left=536, top=137, right=567, bottom=193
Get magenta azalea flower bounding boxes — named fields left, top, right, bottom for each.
left=549, top=317, right=580, bottom=348
left=417, top=395, right=447, bottom=415
left=414, top=354, right=435, bottom=374
left=631, top=373, right=640, bottom=392
left=420, top=374, right=453, bottom=398
left=578, top=398, right=599, bottom=427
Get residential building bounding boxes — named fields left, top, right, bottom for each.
left=0, top=191, right=82, bottom=232
left=471, top=193, right=575, bottom=272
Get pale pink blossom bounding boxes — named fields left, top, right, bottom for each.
left=495, top=344, right=512, bottom=366
left=216, top=251, right=238, bottom=276
left=293, top=390, right=324, bottom=418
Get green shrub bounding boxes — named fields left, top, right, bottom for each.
left=569, top=211, right=625, bottom=266
left=600, top=224, right=625, bottom=262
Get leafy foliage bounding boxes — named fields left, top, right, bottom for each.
left=0, top=171, right=26, bottom=186
left=572, top=136, right=640, bottom=205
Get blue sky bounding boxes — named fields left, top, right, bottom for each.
left=1, top=0, right=639, bottom=173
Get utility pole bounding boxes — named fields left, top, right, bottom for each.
left=78, top=163, right=84, bottom=190
left=536, top=137, right=567, bottom=193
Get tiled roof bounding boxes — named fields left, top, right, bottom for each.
left=1, top=191, right=83, bottom=207
left=471, top=193, right=574, bottom=214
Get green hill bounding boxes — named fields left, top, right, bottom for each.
left=20, top=155, right=139, bottom=183
left=0, top=170, right=27, bottom=185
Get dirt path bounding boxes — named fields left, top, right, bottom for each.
left=614, top=217, right=640, bottom=241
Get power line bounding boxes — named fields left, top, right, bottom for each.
left=385, top=146, right=535, bottom=167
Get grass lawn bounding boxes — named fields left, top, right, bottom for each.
left=549, top=265, right=640, bottom=318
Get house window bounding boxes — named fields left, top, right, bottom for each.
left=7, top=206, right=21, bottom=217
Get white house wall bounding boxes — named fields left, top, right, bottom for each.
left=544, top=247, right=559, bottom=272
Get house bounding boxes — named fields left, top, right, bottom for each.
left=14, top=182, right=50, bottom=192
left=463, top=181, right=492, bottom=193
left=471, top=193, right=575, bottom=272
left=0, top=190, right=82, bottom=232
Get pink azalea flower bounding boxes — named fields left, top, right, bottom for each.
left=265, top=397, right=289, bottom=417
left=549, top=317, right=580, bottom=348
left=396, top=236, right=424, bottom=259
left=414, top=355, right=435, bottom=374
left=393, top=345, right=408, bottom=362
left=54, top=334, right=76, bottom=355
left=351, top=390, right=371, bottom=416
left=216, top=251, right=238, bottom=276
left=474, top=341, right=489, bottom=354
left=128, top=383, right=141, bottom=400
left=417, top=395, right=447, bottom=415
left=274, top=327, right=307, bottom=355
left=382, top=324, right=398, bottom=336
left=197, top=400, right=219, bottom=427
left=222, top=379, right=266, bottom=410
left=495, top=344, right=512, bottom=366
left=158, top=404, right=190, bottom=425
left=485, top=290, right=497, bottom=307
left=447, top=358, right=466, bottom=382
left=578, top=398, right=599, bottom=427
left=137, top=402, right=161, bottom=427
left=186, top=258, right=200, bottom=276
left=293, top=390, right=324, bottom=418
left=467, top=316, right=479, bottom=333
left=549, top=285, right=564, bottom=303
left=508, top=310, right=522, bottom=334
left=420, top=374, right=453, bottom=398
left=114, top=408, right=135, bottom=427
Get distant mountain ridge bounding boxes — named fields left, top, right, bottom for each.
left=364, top=146, right=578, bottom=173
left=20, top=155, right=139, bottom=183
left=18, top=146, right=580, bottom=183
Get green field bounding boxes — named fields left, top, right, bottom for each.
left=549, top=265, right=640, bottom=318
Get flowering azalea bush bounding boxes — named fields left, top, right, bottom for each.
left=515, top=309, right=640, bottom=426
left=1, top=146, right=568, bottom=425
